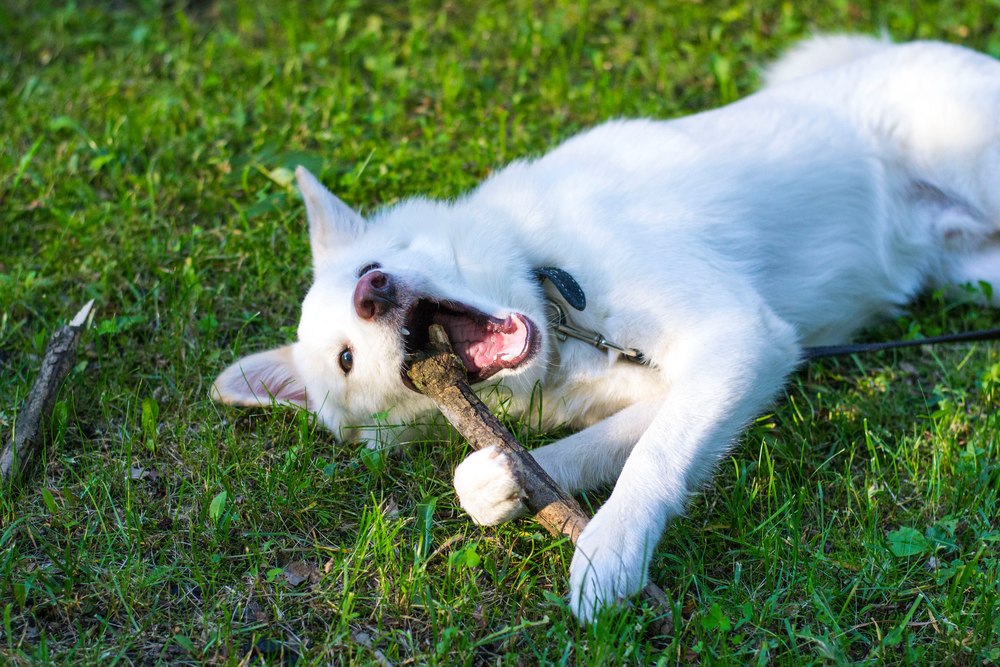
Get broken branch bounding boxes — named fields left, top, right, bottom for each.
left=1, top=300, right=94, bottom=487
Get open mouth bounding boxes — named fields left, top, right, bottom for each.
left=402, top=299, right=538, bottom=387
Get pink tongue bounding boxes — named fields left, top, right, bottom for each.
left=437, top=313, right=529, bottom=372
left=466, top=332, right=512, bottom=368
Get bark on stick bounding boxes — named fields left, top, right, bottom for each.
left=406, top=323, right=672, bottom=627
left=1, top=300, right=94, bottom=486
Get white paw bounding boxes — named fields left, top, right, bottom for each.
left=568, top=503, right=657, bottom=623
left=453, top=446, right=528, bottom=526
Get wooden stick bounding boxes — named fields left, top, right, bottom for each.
left=1, top=300, right=94, bottom=486
left=407, top=323, right=672, bottom=628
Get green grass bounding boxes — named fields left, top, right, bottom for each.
left=2, top=1, right=999, bottom=664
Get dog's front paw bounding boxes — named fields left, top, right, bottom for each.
left=453, top=446, right=529, bottom=526
left=569, top=504, right=657, bottom=623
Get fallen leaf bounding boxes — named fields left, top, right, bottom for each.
left=283, top=560, right=318, bottom=587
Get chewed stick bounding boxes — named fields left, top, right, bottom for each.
left=406, top=323, right=672, bottom=628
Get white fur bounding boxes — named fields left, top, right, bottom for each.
left=213, top=37, right=1000, bottom=623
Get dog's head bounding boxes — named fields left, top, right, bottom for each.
left=211, top=167, right=549, bottom=439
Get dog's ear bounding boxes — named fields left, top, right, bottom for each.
left=211, top=345, right=308, bottom=408
left=295, top=166, right=366, bottom=268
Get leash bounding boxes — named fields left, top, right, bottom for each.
left=536, top=266, right=999, bottom=365
left=801, top=327, right=1000, bottom=360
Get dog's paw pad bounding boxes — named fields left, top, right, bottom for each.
left=453, top=446, right=528, bottom=526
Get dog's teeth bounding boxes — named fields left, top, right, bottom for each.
left=401, top=327, right=410, bottom=336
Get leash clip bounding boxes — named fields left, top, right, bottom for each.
left=546, top=301, right=647, bottom=363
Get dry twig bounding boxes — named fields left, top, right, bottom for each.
left=1, top=300, right=94, bottom=486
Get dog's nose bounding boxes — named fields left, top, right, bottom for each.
left=354, top=270, right=398, bottom=320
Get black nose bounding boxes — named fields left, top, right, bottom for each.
left=353, top=270, right=398, bottom=320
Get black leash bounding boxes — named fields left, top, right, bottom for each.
left=534, top=266, right=1000, bottom=364
left=802, top=327, right=1000, bottom=360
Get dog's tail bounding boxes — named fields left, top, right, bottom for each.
left=764, top=34, right=891, bottom=87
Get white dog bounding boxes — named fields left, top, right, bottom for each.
left=213, top=35, right=1000, bottom=622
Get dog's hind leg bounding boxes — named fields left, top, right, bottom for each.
left=893, top=47, right=1000, bottom=305
left=922, top=149, right=1000, bottom=306
left=951, top=141, right=1000, bottom=305
left=839, top=40, right=1000, bottom=306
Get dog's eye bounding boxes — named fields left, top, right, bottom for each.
left=357, top=262, right=381, bottom=278
left=339, top=347, right=354, bottom=374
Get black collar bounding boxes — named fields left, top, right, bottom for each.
left=533, top=267, right=586, bottom=311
